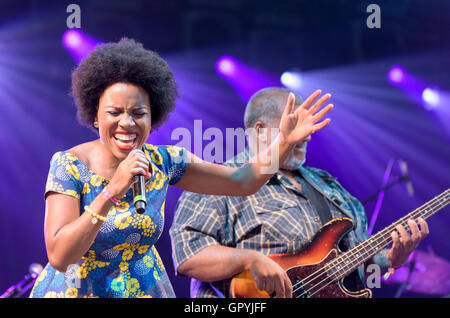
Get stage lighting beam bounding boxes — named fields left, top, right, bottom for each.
left=280, top=71, right=302, bottom=90
left=422, top=88, right=440, bottom=108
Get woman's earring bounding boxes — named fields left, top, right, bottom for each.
left=94, top=121, right=99, bottom=128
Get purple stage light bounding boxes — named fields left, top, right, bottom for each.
left=280, top=71, right=302, bottom=90
left=62, top=29, right=101, bottom=63
left=62, top=29, right=82, bottom=49
left=422, top=88, right=440, bottom=107
left=387, top=65, right=432, bottom=106
left=215, top=55, right=279, bottom=101
left=387, top=65, right=405, bottom=84
left=215, top=55, right=236, bottom=76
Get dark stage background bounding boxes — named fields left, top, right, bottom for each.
left=0, top=0, right=449, bottom=298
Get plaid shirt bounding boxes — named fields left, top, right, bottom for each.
left=170, top=149, right=389, bottom=298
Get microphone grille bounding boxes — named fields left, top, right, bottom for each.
left=29, top=263, right=43, bottom=276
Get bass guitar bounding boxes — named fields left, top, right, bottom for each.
left=230, top=189, right=449, bottom=298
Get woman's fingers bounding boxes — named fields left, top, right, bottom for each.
left=304, top=93, right=331, bottom=115
left=311, top=118, right=331, bottom=134
left=312, top=104, right=334, bottom=123
left=299, top=89, right=322, bottom=110
left=282, top=92, right=296, bottom=117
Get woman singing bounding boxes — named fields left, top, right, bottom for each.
left=30, top=38, right=333, bottom=297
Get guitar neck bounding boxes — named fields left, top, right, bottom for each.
left=333, top=189, right=449, bottom=278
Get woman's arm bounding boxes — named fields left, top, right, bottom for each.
left=175, top=90, right=333, bottom=196
left=176, top=133, right=294, bottom=196
left=44, top=191, right=114, bottom=272
left=44, top=149, right=151, bottom=272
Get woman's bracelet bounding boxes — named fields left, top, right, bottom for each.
left=102, top=187, right=121, bottom=206
left=84, top=205, right=108, bottom=224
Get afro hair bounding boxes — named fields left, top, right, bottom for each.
left=71, top=38, right=178, bottom=132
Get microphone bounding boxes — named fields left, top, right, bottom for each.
left=133, top=174, right=146, bottom=214
left=0, top=263, right=43, bottom=298
left=399, top=159, right=414, bottom=197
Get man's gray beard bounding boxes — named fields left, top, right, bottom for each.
left=281, top=153, right=306, bottom=171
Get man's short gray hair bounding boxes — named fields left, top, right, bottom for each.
left=244, top=87, right=303, bottom=129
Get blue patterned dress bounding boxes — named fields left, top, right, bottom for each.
left=30, top=144, right=187, bottom=298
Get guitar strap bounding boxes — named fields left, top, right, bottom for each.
left=297, top=172, right=365, bottom=291
left=298, top=167, right=354, bottom=222
left=296, top=173, right=333, bottom=225
left=298, top=171, right=368, bottom=291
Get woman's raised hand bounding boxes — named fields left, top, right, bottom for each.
left=279, top=90, right=333, bottom=145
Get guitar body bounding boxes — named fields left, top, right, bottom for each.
left=230, top=189, right=449, bottom=297
left=230, top=218, right=372, bottom=298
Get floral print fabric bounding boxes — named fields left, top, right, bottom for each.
left=30, top=144, right=187, bottom=298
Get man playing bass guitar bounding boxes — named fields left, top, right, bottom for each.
left=170, top=87, right=429, bottom=298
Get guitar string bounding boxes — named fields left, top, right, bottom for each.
left=293, top=189, right=449, bottom=292
left=291, top=192, right=446, bottom=294
left=292, top=191, right=448, bottom=297
left=305, top=206, right=438, bottom=297
left=303, top=199, right=446, bottom=298
left=296, top=194, right=448, bottom=298
left=296, top=193, right=448, bottom=298
left=295, top=197, right=446, bottom=298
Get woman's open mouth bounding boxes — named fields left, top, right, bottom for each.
left=113, top=132, right=138, bottom=150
